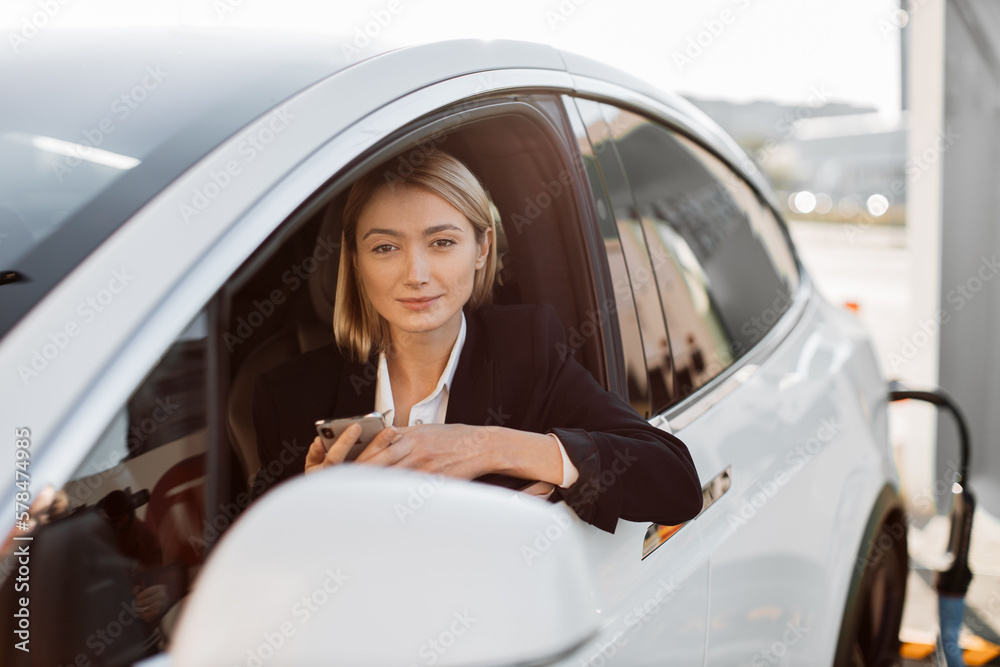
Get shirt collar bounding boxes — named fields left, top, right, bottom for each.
left=375, top=311, right=467, bottom=425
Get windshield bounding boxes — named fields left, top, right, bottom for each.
left=0, top=27, right=353, bottom=336
left=0, top=129, right=136, bottom=269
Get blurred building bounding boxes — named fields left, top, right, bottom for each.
left=685, top=97, right=906, bottom=224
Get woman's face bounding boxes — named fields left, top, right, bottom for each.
left=354, top=184, right=490, bottom=342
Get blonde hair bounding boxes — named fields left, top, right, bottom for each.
left=333, top=150, right=498, bottom=362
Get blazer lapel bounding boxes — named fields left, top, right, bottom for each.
left=445, top=308, right=495, bottom=426
left=449, top=307, right=527, bottom=491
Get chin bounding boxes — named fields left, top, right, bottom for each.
left=403, top=303, right=467, bottom=329
left=388, top=310, right=451, bottom=333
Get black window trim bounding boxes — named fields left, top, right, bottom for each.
left=564, top=92, right=816, bottom=429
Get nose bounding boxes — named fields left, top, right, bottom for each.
left=403, top=247, right=430, bottom=287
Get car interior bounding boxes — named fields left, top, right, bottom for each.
left=224, top=99, right=613, bottom=492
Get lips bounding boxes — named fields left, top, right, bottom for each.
left=397, top=295, right=441, bottom=311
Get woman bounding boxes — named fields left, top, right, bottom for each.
left=251, top=150, right=702, bottom=533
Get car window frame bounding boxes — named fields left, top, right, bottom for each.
left=2, top=68, right=576, bottom=515
left=566, top=95, right=680, bottom=419
left=593, top=100, right=802, bottom=408
left=187, top=88, right=632, bottom=521
left=562, top=85, right=814, bottom=431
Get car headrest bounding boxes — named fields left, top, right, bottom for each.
left=307, top=195, right=345, bottom=330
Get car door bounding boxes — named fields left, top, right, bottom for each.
left=587, top=98, right=886, bottom=664
left=550, top=95, right=710, bottom=666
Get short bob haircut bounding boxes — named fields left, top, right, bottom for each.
left=333, top=150, right=498, bottom=362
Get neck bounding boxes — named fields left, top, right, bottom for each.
left=385, top=312, right=462, bottom=390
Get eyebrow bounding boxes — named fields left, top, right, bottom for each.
left=362, top=223, right=464, bottom=240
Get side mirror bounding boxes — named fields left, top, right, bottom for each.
left=170, top=466, right=601, bottom=666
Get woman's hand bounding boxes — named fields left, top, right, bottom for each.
left=354, top=423, right=498, bottom=480
left=303, top=423, right=400, bottom=474
left=306, top=422, right=564, bottom=490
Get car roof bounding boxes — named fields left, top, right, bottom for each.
left=0, top=29, right=766, bottom=340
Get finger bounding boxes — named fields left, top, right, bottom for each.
left=354, top=426, right=402, bottom=463
left=324, top=423, right=363, bottom=466
left=303, top=436, right=328, bottom=473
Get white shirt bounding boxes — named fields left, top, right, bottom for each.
left=374, top=311, right=580, bottom=490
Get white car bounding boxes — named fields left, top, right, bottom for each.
left=0, top=29, right=906, bottom=666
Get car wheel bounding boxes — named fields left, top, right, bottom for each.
left=847, top=522, right=907, bottom=667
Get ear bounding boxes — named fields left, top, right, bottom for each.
left=475, top=226, right=492, bottom=270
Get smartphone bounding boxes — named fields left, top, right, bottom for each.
left=314, top=411, right=385, bottom=461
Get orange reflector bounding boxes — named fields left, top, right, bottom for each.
left=844, top=301, right=860, bottom=312
left=898, top=632, right=1000, bottom=665
left=900, top=642, right=935, bottom=659
left=963, top=635, right=1000, bottom=666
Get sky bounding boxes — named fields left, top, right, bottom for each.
left=1, top=0, right=904, bottom=120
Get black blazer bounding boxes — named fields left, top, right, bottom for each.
left=251, top=302, right=703, bottom=533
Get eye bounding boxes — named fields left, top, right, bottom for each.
left=371, top=243, right=396, bottom=254
left=431, top=238, right=456, bottom=248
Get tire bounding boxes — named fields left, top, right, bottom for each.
left=841, top=521, right=908, bottom=667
